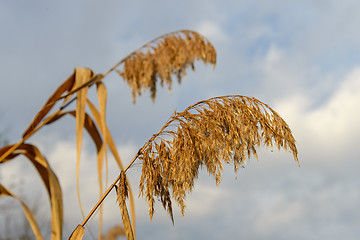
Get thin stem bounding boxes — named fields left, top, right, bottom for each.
left=81, top=174, right=121, bottom=227
left=60, top=97, right=76, bottom=111
left=81, top=115, right=176, bottom=226
left=81, top=150, right=145, bottom=227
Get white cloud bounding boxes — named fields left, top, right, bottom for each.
left=196, top=21, right=229, bottom=43
left=305, top=68, right=360, bottom=142
left=185, top=183, right=229, bottom=218
left=253, top=196, right=303, bottom=234
left=264, top=45, right=283, bottom=64
left=275, top=67, right=360, bottom=158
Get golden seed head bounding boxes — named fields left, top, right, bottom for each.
left=137, top=95, right=298, bottom=221
left=116, top=30, right=216, bottom=103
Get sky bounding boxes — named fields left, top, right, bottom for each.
left=1, top=0, right=360, bottom=239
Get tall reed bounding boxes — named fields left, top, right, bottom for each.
left=0, top=30, right=298, bottom=240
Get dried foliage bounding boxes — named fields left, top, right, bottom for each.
left=0, top=143, right=63, bottom=240
left=116, top=30, right=216, bottom=102
left=116, top=171, right=134, bottom=240
left=0, top=184, right=44, bottom=240
left=136, top=95, right=298, bottom=220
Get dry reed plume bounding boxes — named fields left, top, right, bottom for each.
left=126, top=95, right=298, bottom=221
left=116, top=30, right=216, bottom=102
left=0, top=29, right=299, bottom=240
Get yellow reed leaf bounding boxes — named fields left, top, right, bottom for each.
left=43, top=108, right=114, bottom=239
left=22, top=73, right=75, bottom=138
left=86, top=99, right=123, bottom=169
left=96, top=82, right=108, bottom=180
left=46, top=110, right=103, bottom=151
left=96, top=82, right=107, bottom=141
left=68, top=225, right=85, bottom=240
left=96, top=82, right=108, bottom=239
left=127, top=180, right=136, bottom=237
left=46, top=109, right=108, bottom=239
left=0, top=184, right=44, bottom=240
left=119, top=199, right=133, bottom=240
left=0, top=144, right=63, bottom=240
left=87, top=99, right=136, bottom=234
left=73, top=67, right=94, bottom=218
left=42, top=109, right=107, bottom=235
left=0, top=144, right=18, bottom=163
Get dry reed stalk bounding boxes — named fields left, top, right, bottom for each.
left=129, top=95, right=299, bottom=220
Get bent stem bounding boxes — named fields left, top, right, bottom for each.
left=80, top=153, right=140, bottom=227
left=80, top=117, right=170, bottom=228
left=80, top=174, right=121, bottom=227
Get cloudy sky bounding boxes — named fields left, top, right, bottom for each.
left=1, top=0, right=360, bottom=239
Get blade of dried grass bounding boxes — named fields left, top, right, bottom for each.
left=0, top=107, right=77, bottom=163
left=94, top=82, right=108, bottom=240
left=42, top=109, right=108, bottom=237
left=59, top=74, right=104, bottom=111
left=96, top=82, right=108, bottom=189
left=86, top=99, right=136, bottom=235
left=24, top=144, right=63, bottom=240
left=43, top=110, right=103, bottom=152
left=59, top=74, right=104, bottom=102
left=0, top=110, right=63, bottom=163
left=23, top=73, right=75, bottom=138
left=0, top=184, right=44, bottom=240
left=86, top=99, right=124, bottom=169
left=74, top=68, right=94, bottom=218
left=116, top=171, right=134, bottom=240
left=0, top=143, right=63, bottom=240
left=0, top=142, right=24, bottom=163
left=68, top=225, right=85, bottom=240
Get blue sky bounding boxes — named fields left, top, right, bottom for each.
left=1, top=0, right=360, bottom=239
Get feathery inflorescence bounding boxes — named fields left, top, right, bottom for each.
left=135, top=95, right=298, bottom=221
left=116, top=30, right=216, bottom=102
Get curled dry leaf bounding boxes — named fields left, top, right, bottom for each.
left=116, top=30, right=216, bottom=102
left=74, top=68, right=95, bottom=218
left=44, top=102, right=137, bottom=236
left=135, top=95, right=298, bottom=220
left=22, top=73, right=75, bottom=139
left=45, top=109, right=109, bottom=238
left=0, top=184, right=44, bottom=240
left=0, top=144, right=63, bottom=240
left=87, top=99, right=136, bottom=233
